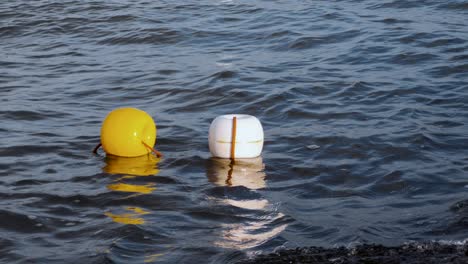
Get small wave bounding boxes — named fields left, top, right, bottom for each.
left=98, top=28, right=182, bottom=45
left=0, top=110, right=71, bottom=121
left=373, top=18, right=413, bottom=24
left=370, top=0, right=435, bottom=9
left=437, top=2, right=468, bottom=10
left=388, top=52, right=438, bottom=65
left=0, top=25, right=23, bottom=38
left=286, top=30, right=361, bottom=50
left=0, top=209, right=49, bottom=233
left=429, top=64, right=468, bottom=78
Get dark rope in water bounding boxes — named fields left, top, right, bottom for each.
left=92, top=143, right=102, bottom=154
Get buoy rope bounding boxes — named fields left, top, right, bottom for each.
left=141, top=141, right=163, bottom=158
left=230, top=116, right=237, bottom=161
left=93, top=143, right=102, bottom=154
left=226, top=161, right=234, bottom=186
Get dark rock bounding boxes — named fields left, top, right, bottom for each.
left=237, top=242, right=468, bottom=264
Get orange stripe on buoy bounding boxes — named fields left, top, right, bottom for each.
left=230, top=116, right=237, bottom=161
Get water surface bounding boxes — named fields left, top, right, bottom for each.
left=1, top=0, right=467, bottom=263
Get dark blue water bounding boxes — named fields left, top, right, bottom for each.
left=1, top=0, right=467, bottom=263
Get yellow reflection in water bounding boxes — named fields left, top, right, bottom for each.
left=107, top=182, right=156, bottom=194
left=103, top=155, right=160, bottom=225
left=103, top=154, right=160, bottom=176
left=144, top=253, right=165, bottom=263
left=104, top=154, right=160, bottom=195
left=104, top=207, right=150, bottom=225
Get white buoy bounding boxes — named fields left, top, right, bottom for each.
left=208, top=114, right=264, bottom=159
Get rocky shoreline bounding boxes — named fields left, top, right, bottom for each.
left=238, top=242, right=468, bottom=264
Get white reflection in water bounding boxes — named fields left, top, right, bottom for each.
left=206, top=157, right=287, bottom=249
left=206, top=157, right=266, bottom=190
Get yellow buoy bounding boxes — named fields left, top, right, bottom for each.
left=100, top=107, right=157, bottom=157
